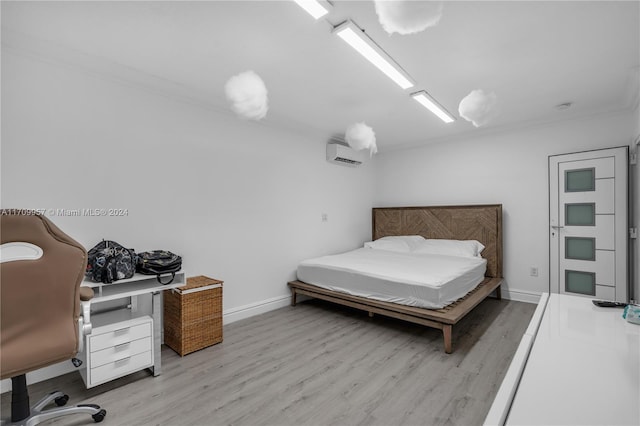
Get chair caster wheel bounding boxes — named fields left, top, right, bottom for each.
left=92, top=409, right=107, bottom=423
left=55, top=394, right=69, bottom=406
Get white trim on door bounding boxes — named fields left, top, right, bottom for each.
left=549, top=146, right=629, bottom=302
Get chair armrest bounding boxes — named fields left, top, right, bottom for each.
left=79, top=286, right=94, bottom=302
left=77, top=287, right=94, bottom=353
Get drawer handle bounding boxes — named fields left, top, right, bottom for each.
left=114, top=342, right=130, bottom=351
left=114, top=357, right=131, bottom=366
left=114, top=327, right=130, bottom=335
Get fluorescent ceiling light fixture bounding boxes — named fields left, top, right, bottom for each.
left=411, top=91, right=455, bottom=123
left=293, top=0, right=332, bottom=19
left=334, top=20, right=415, bottom=90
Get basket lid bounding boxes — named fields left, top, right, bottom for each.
left=178, top=275, right=223, bottom=291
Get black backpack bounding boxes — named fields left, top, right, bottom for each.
left=86, top=240, right=136, bottom=284
left=136, top=250, right=182, bottom=284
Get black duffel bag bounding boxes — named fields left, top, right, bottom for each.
left=136, top=250, right=182, bottom=284
left=86, top=240, right=137, bottom=284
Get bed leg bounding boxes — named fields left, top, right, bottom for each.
left=443, top=325, right=453, bottom=354
left=495, top=286, right=502, bottom=300
left=291, top=289, right=297, bottom=307
left=368, top=312, right=374, bottom=318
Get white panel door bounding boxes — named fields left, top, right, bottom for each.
left=549, top=147, right=628, bottom=302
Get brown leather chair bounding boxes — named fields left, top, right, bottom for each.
left=1, top=210, right=106, bottom=424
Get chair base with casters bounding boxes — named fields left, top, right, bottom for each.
left=4, top=375, right=106, bottom=425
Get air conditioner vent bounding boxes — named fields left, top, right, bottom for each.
left=326, top=143, right=364, bottom=167
left=334, top=156, right=359, bottom=164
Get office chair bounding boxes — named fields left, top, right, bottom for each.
left=0, top=209, right=106, bottom=425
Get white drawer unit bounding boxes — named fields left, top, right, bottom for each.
left=79, top=315, right=154, bottom=388
left=90, top=336, right=152, bottom=367
left=90, top=351, right=153, bottom=386
left=80, top=271, right=186, bottom=385
left=90, top=322, right=151, bottom=353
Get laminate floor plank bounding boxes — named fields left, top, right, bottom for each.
left=1, top=297, right=535, bottom=426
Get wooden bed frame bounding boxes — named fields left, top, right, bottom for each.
left=288, top=204, right=503, bottom=354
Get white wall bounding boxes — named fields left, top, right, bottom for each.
left=1, top=49, right=375, bottom=389
left=373, top=111, right=638, bottom=302
left=1, top=50, right=376, bottom=314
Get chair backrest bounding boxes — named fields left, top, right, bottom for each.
left=0, top=210, right=87, bottom=379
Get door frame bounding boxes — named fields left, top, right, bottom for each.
left=549, top=146, right=629, bottom=301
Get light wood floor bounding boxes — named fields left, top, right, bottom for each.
left=1, top=297, right=535, bottom=426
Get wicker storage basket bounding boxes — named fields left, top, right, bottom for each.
left=164, top=275, right=223, bottom=356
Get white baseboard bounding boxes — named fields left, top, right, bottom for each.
left=0, top=361, right=79, bottom=394
left=501, top=288, right=541, bottom=304
left=220, top=288, right=542, bottom=322
left=222, top=294, right=291, bottom=324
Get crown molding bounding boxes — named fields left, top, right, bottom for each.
left=381, top=107, right=637, bottom=154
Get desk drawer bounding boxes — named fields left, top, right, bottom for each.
left=90, top=337, right=152, bottom=368
left=89, top=351, right=153, bottom=386
left=90, top=322, right=152, bottom=352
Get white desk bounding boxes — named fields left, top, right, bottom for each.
left=486, top=293, right=640, bottom=425
left=80, top=272, right=185, bottom=387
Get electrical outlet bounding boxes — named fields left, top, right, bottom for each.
left=321, top=213, right=328, bottom=222
left=530, top=267, right=539, bottom=277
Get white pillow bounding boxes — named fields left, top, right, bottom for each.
left=413, top=239, right=485, bottom=258
left=364, top=235, right=426, bottom=253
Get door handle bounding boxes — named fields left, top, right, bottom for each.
left=551, top=225, right=564, bottom=229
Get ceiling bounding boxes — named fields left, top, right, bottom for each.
left=2, top=1, right=639, bottom=151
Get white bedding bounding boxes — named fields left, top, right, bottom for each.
left=297, top=248, right=487, bottom=309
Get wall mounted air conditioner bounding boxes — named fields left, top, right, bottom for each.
left=326, top=143, right=364, bottom=167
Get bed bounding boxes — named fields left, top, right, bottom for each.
left=288, top=204, right=503, bottom=353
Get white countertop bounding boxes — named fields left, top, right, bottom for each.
left=506, top=294, right=640, bottom=425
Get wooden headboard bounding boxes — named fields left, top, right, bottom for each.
left=372, top=204, right=503, bottom=278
